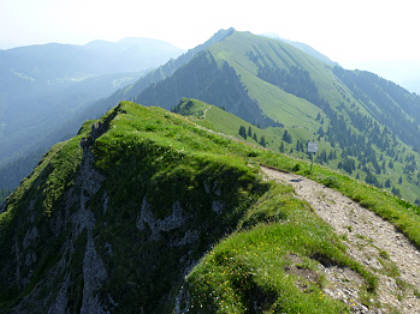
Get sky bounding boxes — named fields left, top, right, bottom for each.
left=1, top=0, right=420, bottom=90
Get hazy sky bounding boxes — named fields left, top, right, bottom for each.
left=1, top=0, right=420, bottom=87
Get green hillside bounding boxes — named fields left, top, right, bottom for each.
left=173, top=98, right=420, bottom=203
left=119, top=30, right=420, bottom=204
left=4, top=101, right=418, bottom=312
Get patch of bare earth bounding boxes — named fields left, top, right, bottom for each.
left=261, top=166, right=420, bottom=313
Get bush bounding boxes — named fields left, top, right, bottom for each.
left=292, top=163, right=301, bottom=172
left=321, top=176, right=340, bottom=189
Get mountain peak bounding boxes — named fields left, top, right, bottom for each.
left=203, top=27, right=235, bottom=46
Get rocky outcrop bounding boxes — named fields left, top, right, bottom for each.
left=9, top=121, right=109, bottom=313
left=137, top=199, right=187, bottom=240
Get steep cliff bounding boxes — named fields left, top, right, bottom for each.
left=0, top=102, right=269, bottom=312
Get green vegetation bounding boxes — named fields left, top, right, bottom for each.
left=184, top=184, right=376, bottom=313
left=175, top=97, right=420, bottom=204
left=130, top=29, right=420, bottom=203
left=0, top=101, right=385, bottom=312
left=175, top=97, right=420, bottom=248
left=0, top=126, right=88, bottom=309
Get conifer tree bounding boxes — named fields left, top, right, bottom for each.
left=238, top=126, right=247, bottom=139
left=279, top=142, right=285, bottom=153
left=259, top=136, right=266, bottom=147
left=283, top=130, right=292, bottom=143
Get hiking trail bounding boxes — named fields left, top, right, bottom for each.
left=261, top=166, right=420, bottom=313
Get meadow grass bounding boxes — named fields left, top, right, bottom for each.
left=184, top=184, right=376, bottom=313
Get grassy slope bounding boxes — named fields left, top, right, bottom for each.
left=175, top=98, right=420, bottom=249
left=208, top=32, right=324, bottom=132
left=184, top=184, right=376, bottom=313
left=177, top=97, right=420, bottom=203
left=207, top=31, right=363, bottom=123
left=172, top=98, right=313, bottom=152
left=203, top=31, right=420, bottom=203
left=0, top=101, right=385, bottom=312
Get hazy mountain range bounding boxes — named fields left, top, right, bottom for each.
left=0, top=38, right=183, bottom=189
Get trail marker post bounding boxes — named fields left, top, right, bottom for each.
left=307, top=142, right=318, bottom=173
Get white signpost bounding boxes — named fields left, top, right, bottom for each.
left=308, top=142, right=318, bottom=153
left=308, top=142, right=318, bottom=172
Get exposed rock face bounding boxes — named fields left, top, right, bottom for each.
left=7, top=122, right=110, bottom=313
left=80, top=232, right=107, bottom=314
left=137, top=199, right=187, bottom=240
left=1, top=125, right=239, bottom=313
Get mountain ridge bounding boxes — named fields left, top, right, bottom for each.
left=1, top=101, right=419, bottom=312
left=108, top=29, right=420, bottom=202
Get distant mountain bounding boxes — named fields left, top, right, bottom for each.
left=91, top=29, right=420, bottom=202
left=349, top=60, right=420, bottom=95
left=88, top=28, right=236, bottom=113
left=0, top=38, right=183, bottom=190
left=262, top=32, right=337, bottom=66
left=1, top=38, right=183, bottom=79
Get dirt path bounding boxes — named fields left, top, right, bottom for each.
left=261, top=166, right=420, bottom=313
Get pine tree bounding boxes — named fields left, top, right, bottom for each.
left=238, top=126, right=247, bottom=139
left=282, top=130, right=292, bottom=143
left=247, top=126, right=252, bottom=137
left=259, top=136, right=266, bottom=147
left=279, top=142, right=285, bottom=153
left=253, top=133, right=258, bottom=142
left=391, top=186, right=401, bottom=197
left=365, top=171, right=380, bottom=187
